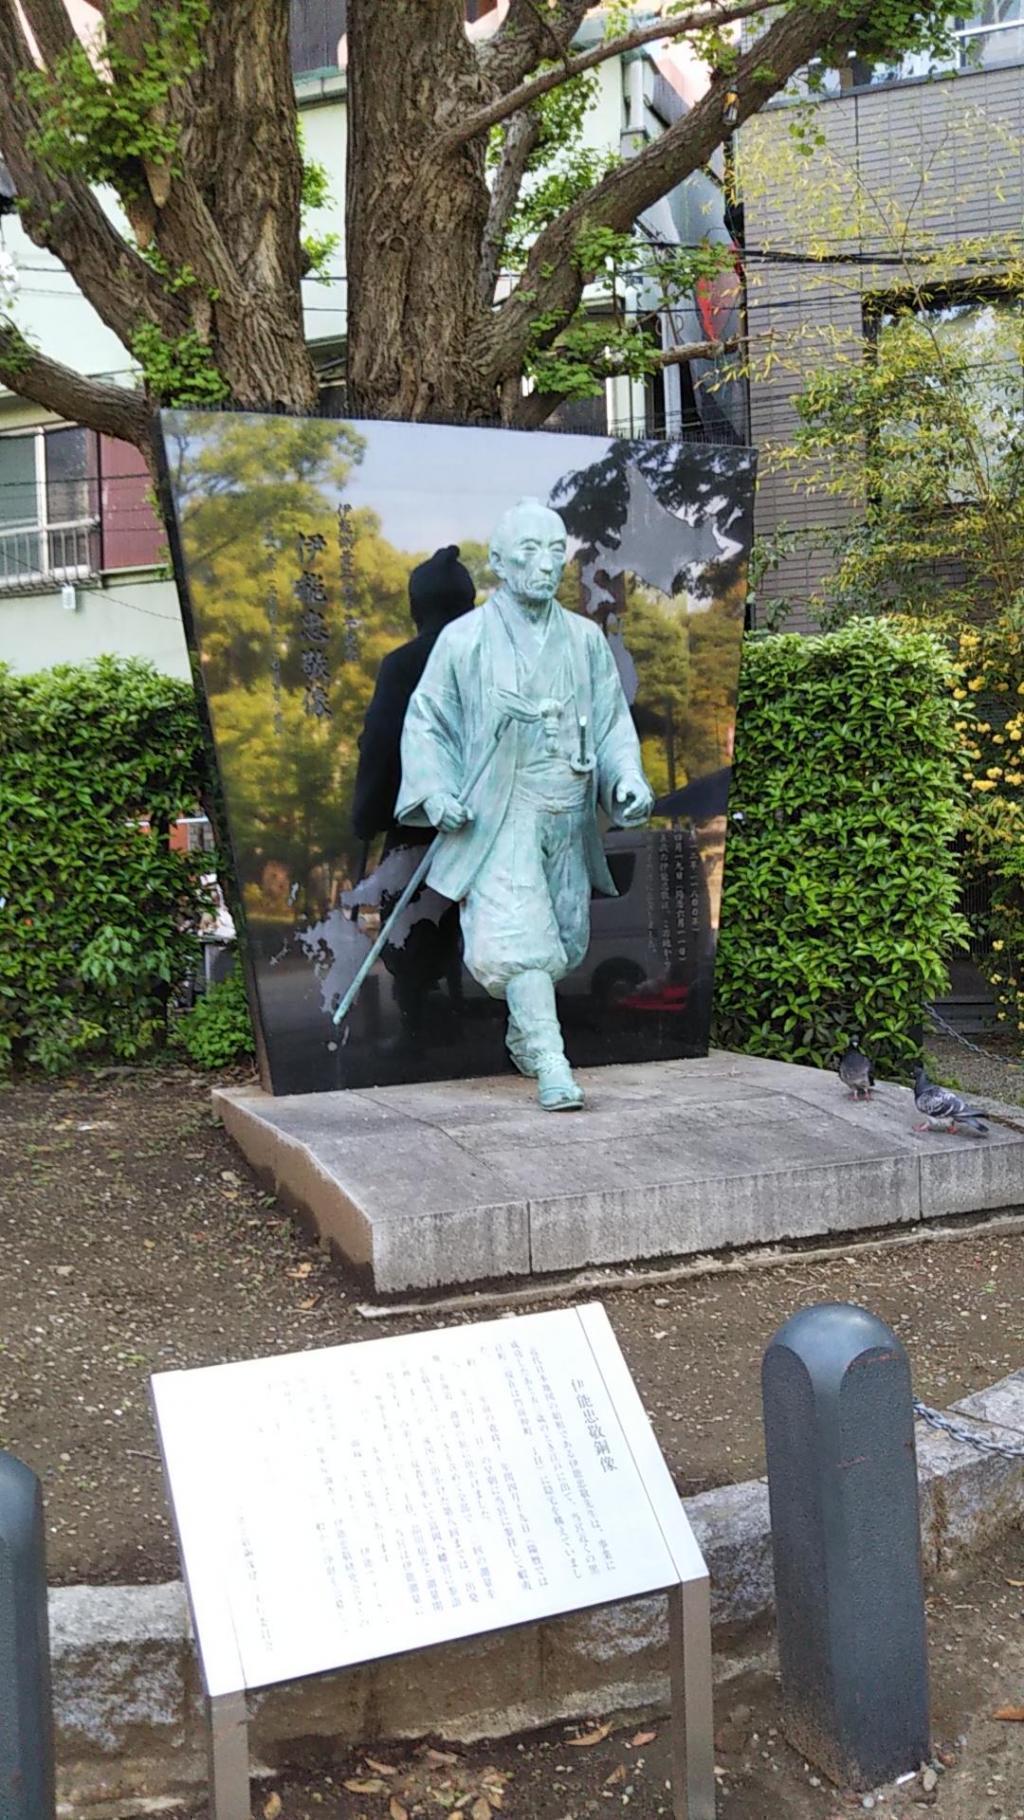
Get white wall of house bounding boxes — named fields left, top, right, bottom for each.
left=3, top=575, right=189, bottom=677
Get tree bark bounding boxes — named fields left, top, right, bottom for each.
left=346, top=0, right=500, bottom=421
left=346, top=0, right=882, bottom=425
left=0, top=0, right=317, bottom=435
left=0, top=0, right=939, bottom=440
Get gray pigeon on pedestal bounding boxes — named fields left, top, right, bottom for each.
left=911, top=1064, right=989, bottom=1138
left=838, top=1034, right=875, bottom=1100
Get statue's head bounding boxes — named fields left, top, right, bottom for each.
left=489, top=498, right=567, bottom=609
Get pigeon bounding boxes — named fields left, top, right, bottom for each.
left=911, top=1064, right=989, bottom=1138
left=838, top=1035, right=875, bottom=1100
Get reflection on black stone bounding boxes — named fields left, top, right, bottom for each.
left=350, top=545, right=476, bottom=1051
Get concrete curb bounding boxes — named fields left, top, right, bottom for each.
left=50, top=1366, right=1024, bottom=1808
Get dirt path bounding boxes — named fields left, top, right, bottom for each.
left=165, top=1528, right=1024, bottom=1820
left=0, top=1043, right=1020, bottom=1584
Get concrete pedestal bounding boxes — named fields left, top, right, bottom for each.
left=213, top=1053, right=1024, bottom=1295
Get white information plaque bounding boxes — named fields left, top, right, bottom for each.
left=152, top=1302, right=714, bottom=1820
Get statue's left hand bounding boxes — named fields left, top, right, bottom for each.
left=613, top=776, right=653, bottom=826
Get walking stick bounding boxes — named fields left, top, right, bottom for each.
left=332, top=717, right=511, bottom=1027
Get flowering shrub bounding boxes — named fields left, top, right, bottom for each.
left=951, top=625, right=1024, bottom=1038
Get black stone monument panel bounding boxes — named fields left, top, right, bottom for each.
left=156, top=412, right=754, bottom=1095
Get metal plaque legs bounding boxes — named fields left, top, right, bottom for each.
left=669, top=1576, right=716, bottom=1820
left=207, top=1691, right=250, bottom=1820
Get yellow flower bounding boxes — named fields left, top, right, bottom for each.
left=1010, top=727, right=1023, bottom=741
left=1006, top=772, right=1024, bottom=786
left=953, top=688, right=967, bottom=700
left=1018, top=681, right=1024, bottom=694
left=993, top=735, right=1005, bottom=745
left=992, top=940, right=1005, bottom=951
left=987, top=767, right=1003, bottom=779
left=973, top=778, right=997, bottom=791
left=968, top=677, right=985, bottom=692
left=995, top=681, right=1010, bottom=691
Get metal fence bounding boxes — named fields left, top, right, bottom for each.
left=0, top=518, right=100, bottom=593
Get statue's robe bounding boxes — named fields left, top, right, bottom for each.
left=396, top=593, right=649, bottom=995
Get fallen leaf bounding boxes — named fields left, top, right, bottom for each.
left=567, top=1721, right=612, bottom=1747
left=221, top=1170, right=241, bottom=1185
left=263, top=1794, right=282, bottom=1820
left=389, top=1800, right=409, bottom=1820
left=363, top=1758, right=395, bottom=1776
left=298, top=1294, right=320, bottom=1311
left=425, top=1747, right=459, bottom=1766
left=604, top=1764, right=627, bottom=1786
left=1005, top=1578, right=1024, bottom=1587
left=344, top=1778, right=387, bottom=1794
left=287, top=1261, right=314, bottom=1279
left=471, top=1802, right=492, bottom=1820
left=630, top=1729, right=657, bottom=1748
left=993, top=1704, right=1024, bottom=1722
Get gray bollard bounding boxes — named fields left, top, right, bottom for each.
left=762, top=1303, right=930, bottom=1791
left=0, top=1452, right=56, bottom=1820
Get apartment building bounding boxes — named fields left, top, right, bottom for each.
left=741, top=8, right=1024, bottom=628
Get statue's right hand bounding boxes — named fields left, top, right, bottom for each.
left=425, top=792, right=473, bottom=832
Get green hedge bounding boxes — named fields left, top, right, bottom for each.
left=3, top=627, right=965, bottom=1080
left=0, top=657, right=213, bottom=1072
left=714, top=619, right=967, bottom=1075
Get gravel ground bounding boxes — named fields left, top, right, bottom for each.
left=0, top=1033, right=1021, bottom=1584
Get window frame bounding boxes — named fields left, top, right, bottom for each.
left=0, top=422, right=100, bottom=592
left=862, top=283, right=1024, bottom=505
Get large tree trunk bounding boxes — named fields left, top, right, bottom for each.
left=346, top=0, right=499, bottom=421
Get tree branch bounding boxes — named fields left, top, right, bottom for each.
left=18, top=0, right=80, bottom=69
left=479, top=106, right=542, bottom=305
left=0, top=322, right=151, bottom=448
left=511, top=335, right=739, bottom=428
left=460, top=0, right=772, bottom=148
left=481, top=0, right=593, bottom=95
left=0, top=0, right=186, bottom=350
left=485, top=0, right=874, bottom=388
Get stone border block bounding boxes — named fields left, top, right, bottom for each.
left=51, top=1369, right=1024, bottom=1806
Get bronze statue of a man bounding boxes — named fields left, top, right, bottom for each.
left=396, top=498, right=652, bottom=1110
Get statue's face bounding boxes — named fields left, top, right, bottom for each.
left=492, top=506, right=567, bottom=608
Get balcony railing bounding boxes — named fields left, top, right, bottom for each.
left=803, top=12, right=1024, bottom=93
left=0, top=518, right=100, bottom=593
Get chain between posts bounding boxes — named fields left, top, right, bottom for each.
left=913, top=1392, right=1024, bottom=1460
left=924, top=1003, right=1024, bottom=1072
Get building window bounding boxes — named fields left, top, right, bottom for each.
left=0, top=424, right=100, bottom=593
left=805, top=2, right=1024, bottom=93
left=956, top=0, right=1024, bottom=68
left=871, top=292, right=1024, bottom=499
